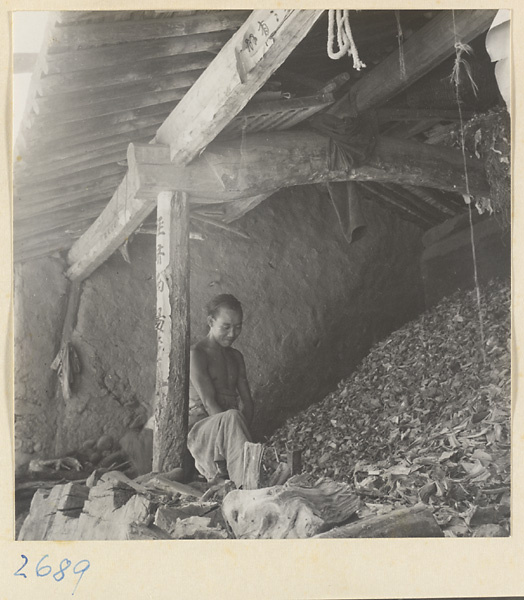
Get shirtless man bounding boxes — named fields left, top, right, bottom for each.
left=187, top=294, right=254, bottom=488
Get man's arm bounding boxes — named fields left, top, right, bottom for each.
left=190, top=347, right=223, bottom=416
left=235, top=351, right=254, bottom=426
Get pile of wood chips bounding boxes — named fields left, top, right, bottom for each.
left=267, top=278, right=511, bottom=537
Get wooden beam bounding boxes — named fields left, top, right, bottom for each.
left=402, top=184, right=457, bottom=216
left=359, top=182, right=431, bottom=227
left=156, top=9, right=324, bottom=161
left=50, top=11, right=250, bottom=50
left=15, top=193, right=111, bottom=221
left=128, top=130, right=490, bottom=201
left=153, top=191, right=190, bottom=473
left=67, top=10, right=323, bottom=280
left=34, top=71, right=201, bottom=115
left=379, top=183, right=442, bottom=225
left=338, top=10, right=498, bottom=116
left=43, top=30, right=232, bottom=75
left=376, top=108, right=475, bottom=124
left=66, top=171, right=156, bottom=280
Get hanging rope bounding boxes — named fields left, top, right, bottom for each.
left=395, top=10, right=407, bottom=81
left=451, top=10, right=487, bottom=365
left=327, top=9, right=366, bottom=70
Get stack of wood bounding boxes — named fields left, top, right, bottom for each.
left=267, top=278, right=511, bottom=537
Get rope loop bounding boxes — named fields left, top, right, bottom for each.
left=327, top=9, right=366, bottom=70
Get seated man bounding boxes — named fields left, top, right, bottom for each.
left=187, top=294, right=254, bottom=488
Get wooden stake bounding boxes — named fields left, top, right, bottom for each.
left=153, top=191, right=190, bottom=473
left=242, top=442, right=264, bottom=490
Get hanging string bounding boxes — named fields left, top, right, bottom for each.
left=395, top=10, right=407, bottom=81
left=451, top=10, right=487, bottom=365
left=327, top=9, right=366, bottom=71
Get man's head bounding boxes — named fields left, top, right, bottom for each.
left=206, top=294, right=243, bottom=347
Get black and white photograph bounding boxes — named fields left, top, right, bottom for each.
left=7, top=3, right=518, bottom=591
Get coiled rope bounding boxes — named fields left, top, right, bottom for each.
left=327, top=9, right=366, bottom=70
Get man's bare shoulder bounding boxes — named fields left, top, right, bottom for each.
left=191, top=339, right=210, bottom=359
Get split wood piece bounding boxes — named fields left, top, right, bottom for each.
left=153, top=191, right=190, bottom=473
left=128, top=132, right=490, bottom=203
left=99, top=470, right=149, bottom=495
left=330, top=10, right=498, bottom=117
left=42, top=30, right=233, bottom=75
left=67, top=10, right=323, bottom=281
left=403, top=185, right=457, bottom=217
left=146, top=474, right=203, bottom=499
left=286, top=449, right=302, bottom=476
left=49, top=11, right=250, bottom=50
left=34, top=70, right=201, bottom=115
left=37, top=53, right=212, bottom=96
left=314, top=503, right=444, bottom=538
left=190, top=213, right=250, bottom=239
left=242, top=442, right=264, bottom=490
left=268, top=462, right=292, bottom=487
left=156, top=9, right=324, bottom=162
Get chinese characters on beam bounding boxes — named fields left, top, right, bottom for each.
left=153, top=190, right=190, bottom=472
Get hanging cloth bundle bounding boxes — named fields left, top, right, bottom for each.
left=327, top=9, right=366, bottom=71
left=51, top=342, right=81, bottom=401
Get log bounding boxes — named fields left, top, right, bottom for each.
left=43, top=30, right=233, bottom=75
left=146, top=474, right=203, bottom=499
left=314, top=503, right=444, bottom=538
left=156, top=9, right=324, bottom=162
left=128, top=131, right=490, bottom=202
left=347, top=10, right=498, bottom=114
left=50, top=11, right=249, bottom=50
left=152, top=191, right=190, bottom=473
left=242, top=442, right=264, bottom=490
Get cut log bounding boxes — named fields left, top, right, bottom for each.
left=346, top=10, right=498, bottom=115
left=156, top=9, right=323, bottom=162
left=146, top=474, right=203, bottom=499
left=242, top=442, right=264, bottom=490
left=222, top=476, right=360, bottom=539
left=314, top=504, right=444, bottom=538
left=152, top=191, right=190, bottom=473
left=128, top=131, right=489, bottom=202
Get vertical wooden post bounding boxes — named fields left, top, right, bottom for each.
left=153, top=190, right=190, bottom=472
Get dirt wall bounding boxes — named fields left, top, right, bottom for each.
left=16, top=185, right=426, bottom=458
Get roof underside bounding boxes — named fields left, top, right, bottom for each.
left=13, top=9, right=501, bottom=263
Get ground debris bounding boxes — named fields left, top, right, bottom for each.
left=267, top=278, right=510, bottom=538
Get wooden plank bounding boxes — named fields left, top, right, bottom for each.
left=15, top=194, right=109, bottom=222
left=359, top=182, right=432, bottom=227
left=50, top=11, right=250, bottom=49
left=128, top=131, right=490, bottom=202
left=67, top=10, right=323, bottom=280
left=37, top=53, right=212, bottom=96
left=242, top=442, right=264, bottom=490
left=348, top=10, right=498, bottom=115
left=153, top=191, right=190, bottom=473
left=43, top=30, right=232, bottom=75
left=66, top=172, right=157, bottom=280
left=34, top=71, right=201, bottom=115
left=378, top=183, right=442, bottom=225
left=376, top=107, right=475, bottom=124
left=402, top=184, right=457, bottom=216
left=156, top=9, right=324, bottom=161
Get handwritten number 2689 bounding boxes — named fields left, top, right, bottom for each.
left=15, top=554, right=90, bottom=595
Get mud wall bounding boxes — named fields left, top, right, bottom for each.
left=16, top=185, right=426, bottom=458
left=14, top=257, right=69, bottom=467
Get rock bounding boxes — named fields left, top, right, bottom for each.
left=171, top=516, right=228, bottom=540
left=154, top=502, right=219, bottom=534
left=222, top=476, right=360, bottom=539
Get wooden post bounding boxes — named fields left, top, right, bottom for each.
left=153, top=190, right=190, bottom=473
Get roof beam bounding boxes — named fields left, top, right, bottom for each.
left=126, top=130, right=489, bottom=202
left=332, top=9, right=498, bottom=116
left=66, top=9, right=324, bottom=281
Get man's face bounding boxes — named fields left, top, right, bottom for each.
left=208, top=307, right=243, bottom=347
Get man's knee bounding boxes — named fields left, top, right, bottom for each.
left=225, top=409, right=243, bottom=420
